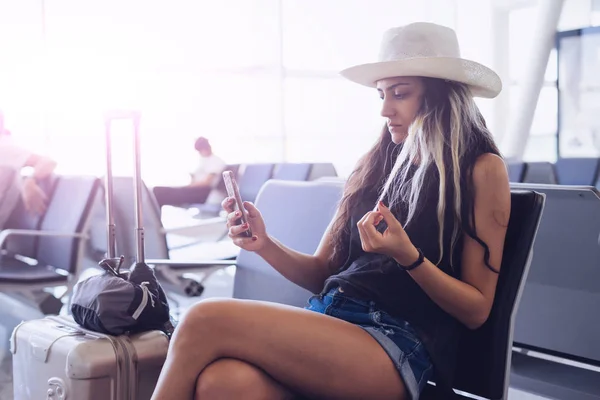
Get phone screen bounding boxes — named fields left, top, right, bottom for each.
left=222, top=170, right=252, bottom=237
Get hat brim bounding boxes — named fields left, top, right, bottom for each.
left=339, top=57, right=502, bottom=99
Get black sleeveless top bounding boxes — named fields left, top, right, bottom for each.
left=323, top=161, right=473, bottom=389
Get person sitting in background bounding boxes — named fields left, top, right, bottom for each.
left=0, top=120, right=57, bottom=228
left=153, top=137, right=226, bottom=209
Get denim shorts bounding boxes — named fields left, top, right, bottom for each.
left=305, top=286, right=433, bottom=400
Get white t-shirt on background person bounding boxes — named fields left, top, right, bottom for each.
left=192, top=154, right=227, bottom=205
left=192, top=154, right=226, bottom=188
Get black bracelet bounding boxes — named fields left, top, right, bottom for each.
left=397, top=248, right=425, bottom=271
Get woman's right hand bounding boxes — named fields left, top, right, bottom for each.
left=222, top=197, right=269, bottom=252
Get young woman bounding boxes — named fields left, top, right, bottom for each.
left=151, top=22, right=511, bottom=400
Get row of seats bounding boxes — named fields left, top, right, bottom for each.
left=191, top=162, right=337, bottom=217
left=0, top=162, right=337, bottom=310
left=509, top=183, right=600, bottom=399
left=507, top=157, right=600, bottom=186
left=0, top=174, right=99, bottom=314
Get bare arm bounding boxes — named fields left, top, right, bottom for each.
left=394, top=153, right=511, bottom=329
left=24, top=154, right=57, bottom=179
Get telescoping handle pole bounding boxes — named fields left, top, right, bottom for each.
left=103, top=110, right=144, bottom=265
left=131, top=113, right=144, bottom=264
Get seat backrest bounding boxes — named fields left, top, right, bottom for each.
left=0, top=166, right=19, bottom=229
left=238, top=163, right=275, bottom=203
left=522, top=162, right=557, bottom=184
left=215, top=164, right=240, bottom=193
left=233, top=179, right=345, bottom=306
left=85, top=186, right=110, bottom=265
left=272, top=163, right=312, bottom=181
left=35, top=175, right=100, bottom=274
left=2, top=174, right=58, bottom=257
left=106, top=176, right=170, bottom=266
left=506, top=161, right=526, bottom=183
left=308, top=163, right=338, bottom=181
left=451, top=190, right=545, bottom=398
left=510, top=184, right=600, bottom=364
left=554, top=157, right=600, bottom=186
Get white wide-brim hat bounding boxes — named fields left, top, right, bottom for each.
left=340, top=22, right=502, bottom=99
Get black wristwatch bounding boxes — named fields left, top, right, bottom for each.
left=397, top=248, right=425, bottom=271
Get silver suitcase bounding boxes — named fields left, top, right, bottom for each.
left=11, top=315, right=168, bottom=400
left=11, top=111, right=169, bottom=400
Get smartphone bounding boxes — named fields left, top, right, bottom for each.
left=222, top=170, right=252, bottom=237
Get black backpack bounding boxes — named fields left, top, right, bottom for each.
left=71, top=257, right=174, bottom=337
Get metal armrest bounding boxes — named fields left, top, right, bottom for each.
left=160, top=216, right=226, bottom=236
left=146, top=258, right=235, bottom=269
left=0, top=229, right=88, bottom=249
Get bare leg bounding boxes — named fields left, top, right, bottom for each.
left=195, top=358, right=296, bottom=400
left=151, top=298, right=407, bottom=400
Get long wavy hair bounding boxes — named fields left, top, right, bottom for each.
left=329, top=78, right=500, bottom=271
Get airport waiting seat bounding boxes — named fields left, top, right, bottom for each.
left=0, top=175, right=99, bottom=314
left=0, top=166, right=20, bottom=229
left=214, top=163, right=241, bottom=194
left=421, top=189, right=545, bottom=399
left=189, top=163, right=274, bottom=219
left=522, top=162, right=557, bottom=184
left=272, top=162, right=338, bottom=182
left=272, top=163, right=312, bottom=181
left=238, top=163, right=275, bottom=203
left=554, top=157, right=600, bottom=186
left=506, top=161, right=526, bottom=183
left=509, top=184, right=600, bottom=399
left=1, top=174, right=58, bottom=258
left=230, top=179, right=343, bottom=304
left=307, top=162, right=338, bottom=181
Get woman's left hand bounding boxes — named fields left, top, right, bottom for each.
left=356, top=201, right=420, bottom=266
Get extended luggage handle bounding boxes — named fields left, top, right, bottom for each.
left=103, top=110, right=145, bottom=266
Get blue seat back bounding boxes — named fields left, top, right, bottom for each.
left=448, top=190, right=545, bottom=399
left=36, top=175, right=99, bottom=274
left=84, top=187, right=110, bottom=266
left=522, top=162, right=557, bottom=184
left=510, top=184, right=600, bottom=363
left=215, top=164, right=240, bottom=193
left=0, top=166, right=19, bottom=228
left=3, top=174, right=58, bottom=257
left=238, top=163, right=275, bottom=203
left=554, top=157, right=600, bottom=186
left=506, top=161, right=526, bottom=183
left=307, top=163, right=338, bottom=180
left=272, top=163, right=312, bottom=181
left=234, top=179, right=344, bottom=306
left=107, top=176, right=170, bottom=266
